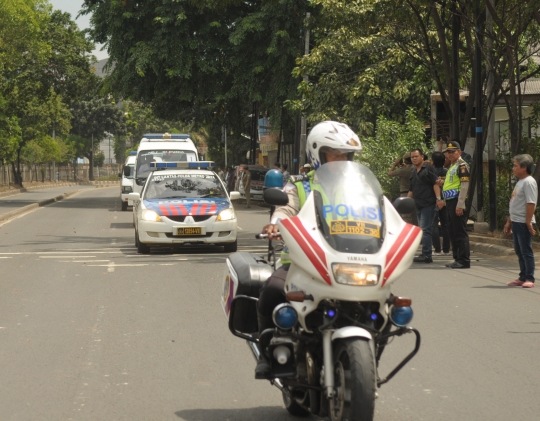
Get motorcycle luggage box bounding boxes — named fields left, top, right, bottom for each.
left=221, top=252, right=273, bottom=318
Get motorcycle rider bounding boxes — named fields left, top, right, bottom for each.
left=256, top=121, right=362, bottom=379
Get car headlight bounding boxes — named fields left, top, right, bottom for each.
left=332, top=263, right=380, bottom=286
left=141, top=209, right=162, bottom=222
left=217, top=208, right=235, bottom=221
left=122, top=186, right=133, bottom=193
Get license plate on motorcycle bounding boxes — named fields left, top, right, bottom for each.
left=175, top=227, right=202, bottom=236
left=330, top=220, right=380, bottom=238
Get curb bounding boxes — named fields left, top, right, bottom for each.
left=0, top=191, right=79, bottom=223
left=470, top=241, right=516, bottom=259
left=0, top=181, right=119, bottom=198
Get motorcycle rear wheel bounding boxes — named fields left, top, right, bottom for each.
left=330, top=338, right=375, bottom=421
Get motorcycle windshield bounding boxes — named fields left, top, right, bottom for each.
left=313, top=161, right=384, bottom=254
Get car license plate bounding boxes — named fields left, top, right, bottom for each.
left=175, top=227, right=203, bottom=236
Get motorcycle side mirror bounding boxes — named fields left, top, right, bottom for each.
left=393, top=197, right=416, bottom=214
left=263, top=188, right=288, bottom=206
left=123, top=166, right=130, bottom=177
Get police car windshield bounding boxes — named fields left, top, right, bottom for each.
left=136, top=150, right=197, bottom=179
left=314, top=161, right=384, bottom=254
left=144, top=173, right=227, bottom=200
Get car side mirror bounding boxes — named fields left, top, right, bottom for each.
left=392, top=197, right=415, bottom=214
left=263, top=188, right=288, bottom=206
left=123, top=166, right=130, bottom=177
left=118, top=172, right=122, bottom=178
left=229, top=191, right=241, bottom=201
left=127, top=192, right=140, bottom=202
left=135, top=178, right=145, bottom=186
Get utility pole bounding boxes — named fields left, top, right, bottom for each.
left=486, top=0, right=496, bottom=231
left=450, top=3, right=461, bottom=144
left=299, top=12, right=310, bottom=169
left=90, top=133, right=94, bottom=181
left=475, top=0, right=484, bottom=223
left=224, top=124, right=228, bottom=168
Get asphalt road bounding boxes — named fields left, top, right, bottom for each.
left=0, top=187, right=539, bottom=421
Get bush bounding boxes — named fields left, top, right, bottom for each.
left=360, top=109, right=426, bottom=199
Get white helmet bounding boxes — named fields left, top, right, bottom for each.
left=306, top=121, right=362, bottom=169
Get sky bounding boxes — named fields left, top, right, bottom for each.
left=48, top=0, right=108, bottom=61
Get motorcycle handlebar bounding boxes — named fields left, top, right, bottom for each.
left=255, top=233, right=281, bottom=239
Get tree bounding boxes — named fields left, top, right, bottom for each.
left=69, top=97, right=126, bottom=180
left=82, top=0, right=310, bottom=156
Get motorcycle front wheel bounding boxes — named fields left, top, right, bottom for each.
left=330, top=338, right=376, bottom=421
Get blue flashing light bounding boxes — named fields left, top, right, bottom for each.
left=327, top=309, right=336, bottom=318
left=188, top=162, right=198, bottom=168
left=168, top=163, right=177, bottom=167
left=273, top=304, right=298, bottom=330
left=264, top=169, right=284, bottom=189
left=128, top=151, right=137, bottom=156
left=390, top=306, right=414, bottom=327
left=370, top=313, right=378, bottom=321
left=143, top=133, right=190, bottom=139
left=156, top=163, right=167, bottom=168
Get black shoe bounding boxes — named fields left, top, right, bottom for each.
left=448, top=261, right=470, bottom=269
left=413, top=255, right=433, bottom=263
left=255, top=357, right=272, bottom=379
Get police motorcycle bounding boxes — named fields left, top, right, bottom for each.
left=221, top=161, right=422, bottom=421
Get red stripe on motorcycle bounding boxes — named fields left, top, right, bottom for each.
left=191, top=204, right=199, bottom=215
left=158, top=205, right=170, bottom=215
left=291, top=217, right=327, bottom=266
left=225, top=278, right=235, bottom=315
left=382, top=224, right=421, bottom=286
left=282, top=218, right=331, bottom=285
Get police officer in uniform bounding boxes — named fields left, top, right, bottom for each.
left=255, top=121, right=363, bottom=379
left=442, top=141, right=471, bottom=269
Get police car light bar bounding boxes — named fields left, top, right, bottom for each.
left=128, top=151, right=137, bottom=156
left=149, top=161, right=216, bottom=170
left=142, top=133, right=190, bottom=140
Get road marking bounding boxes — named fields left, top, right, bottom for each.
left=40, top=255, right=97, bottom=258
left=237, top=225, right=244, bottom=231
left=108, top=262, right=115, bottom=272
left=87, top=264, right=148, bottom=267
left=159, top=264, right=176, bottom=266
left=0, top=257, right=12, bottom=259
left=60, top=260, right=111, bottom=263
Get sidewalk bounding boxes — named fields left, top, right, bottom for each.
left=0, top=181, right=119, bottom=223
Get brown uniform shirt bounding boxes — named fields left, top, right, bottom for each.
left=388, top=164, right=414, bottom=193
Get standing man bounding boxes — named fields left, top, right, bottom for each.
left=431, top=152, right=450, bottom=255
left=281, top=164, right=290, bottom=185
left=217, top=167, right=225, bottom=181
left=442, top=141, right=470, bottom=269
left=241, top=165, right=252, bottom=208
left=388, top=152, right=417, bottom=225
left=505, top=154, right=538, bottom=288
left=408, top=149, right=444, bottom=263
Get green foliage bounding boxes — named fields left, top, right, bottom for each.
left=69, top=96, right=127, bottom=161
left=94, top=150, right=105, bottom=167
left=294, top=0, right=430, bottom=134
left=360, top=109, right=425, bottom=199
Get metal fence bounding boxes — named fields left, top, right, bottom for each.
left=0, top=163, right=122, bottom=185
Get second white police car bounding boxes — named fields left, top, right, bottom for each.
left=128, top=161, right=240, bottom=254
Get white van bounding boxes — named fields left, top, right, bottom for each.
left=131, top=133, right=199, bottom=195
left=120, top=152, right=137, bottom=211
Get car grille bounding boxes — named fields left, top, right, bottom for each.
left=165, top=215, right=213, bottom=223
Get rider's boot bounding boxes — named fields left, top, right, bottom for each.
left=255, top=312, right=274, bottom=379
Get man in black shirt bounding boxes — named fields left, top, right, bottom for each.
left=408, top=149, right=445, bottom=263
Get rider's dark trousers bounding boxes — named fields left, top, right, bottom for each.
left=257, top=265, right=289, bottom=331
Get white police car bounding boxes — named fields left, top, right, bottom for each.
left=128, top=161, right=240, bottom=254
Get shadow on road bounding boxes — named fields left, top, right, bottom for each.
left=175, top=406, right=321, bottom=420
